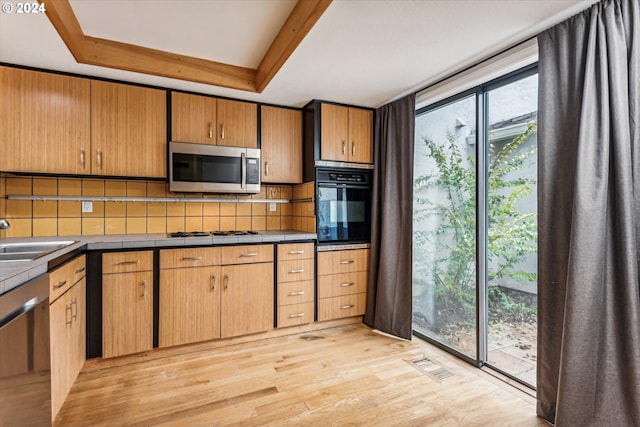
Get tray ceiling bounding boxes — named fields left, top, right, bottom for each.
left=0, top=0, right=597, bottom=108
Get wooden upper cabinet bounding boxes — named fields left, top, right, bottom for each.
left=320, top=103, right=373, bottom=164
left=171, top=92, right=257, bottom=148
left=320, top=103, right=349, bottom=162
left=0, top=66, right=90, bottom=174
left=171, top=92, right=217, bottom=145
left=217, top=98, right=257, bottom=148
left=260, top=105, right=302, bottom=184
left=348, top=107, right=373, bottom=164
left=91, top=81, right=167, bottom=178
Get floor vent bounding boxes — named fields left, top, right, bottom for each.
left=411, top=357, right=456, bottom=381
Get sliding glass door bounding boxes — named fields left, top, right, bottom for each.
left=413, top=93, right=477, bottom=360
left=413, top=67, right=538, bottom=386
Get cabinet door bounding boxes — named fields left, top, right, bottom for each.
left=260, top=106, right=302, bottom=183
left=102, top=271, right=153, bottom=358
left=320, top=103, right=349, bottom=162
left=220, top=263, right=274, bottom=338
left=348, top=107, right=373, bottom=164
left=159, top=266, right=221, bottom=347
left=91, top=81, right=166, bottom=178
left=0, top=66, right=90, bottom=174
left=171, top=92, right=217, bottom=145
left=50, top=286, right=73, bottom=419
left=217, top=98, right=257, bottom=148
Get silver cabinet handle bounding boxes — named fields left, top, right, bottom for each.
left=96, top=149, right=102, bottom=169
left=289, top=250, right=305, bottom=255
left=289, top=313, right=305, bottom=318
left=241, top=151, right=246, bottom=189
left=289, top=269, right=305, bottom=273
left=352, top=141, right=356, bottom=156
left=340, top=260, right=355, bottom=264
left=340, top=282, right=354, bottom=287
left=75, top=267, right=86, bottom=274
left=341, top=304, right=355, bottom=310
left=71, top=298, right=78, bottom=321
left=211, top=274, right=217, bottom=290
left=117, top=260, right=140, bottom=265
left=288, top=291, right=305, bottom=296
left=54, top=280, right=67, bottom=290
left=221, top=123, right=225, bottom=140
left=224, top=273, right=230, bottom=289
left=181, top=256, right=203, bottom=261
left=265, top=161, right=269, bottom=177
left=80, top=148, right=85, bottom=168
left=209, top=122, right=213, bottom=139
left=342, top=140, right=346, bottom=155
left=141, top=280, right=147, bottom=298
left=65, top=304, right=72, bottom=326
left=240, top=253, right=258, bottom=257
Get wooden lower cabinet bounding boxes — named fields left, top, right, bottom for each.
left=220, top=262, right=274, bottom=338
left=50, top=258, right=86, bottom=421
left=276, top=243, right=315, bottom=328
left=159, top=265, right=221, bottom=347
left=317, top=249, right=369, bottom=322
left=158, top=245, right=274, bottom=348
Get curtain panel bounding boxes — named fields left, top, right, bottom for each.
left=537, top=0, right=640, bottom=425
left=364, top=93, right=415, bottom=340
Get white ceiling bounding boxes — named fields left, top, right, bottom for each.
left=0, top=0, right=596, bottom=108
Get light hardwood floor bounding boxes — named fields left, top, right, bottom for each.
left=56, top=323, right=548, bottom=426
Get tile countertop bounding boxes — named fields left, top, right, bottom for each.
left=0, top=231, right=317, bottom=296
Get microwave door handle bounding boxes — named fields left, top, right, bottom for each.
left=241, top=152, right=246, bottom=189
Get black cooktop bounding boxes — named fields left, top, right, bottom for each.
left=167, top=230, right=260, bottom=238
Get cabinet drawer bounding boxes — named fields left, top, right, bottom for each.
left=317, top=293, right=366, bottom=322
left=221, top=244, right=273, bottom=265
left=278, top=302, right=314, bottom=328
left=160, top=247, right=221, bottom=269
left=103, top=251, right=153, bottom=274
left=317, top=271, right=368, bottom=298
left=277, top=259, right=314, bottom=282
left=277, top=243, right=314, bottom=261
left=49, top=255, right=86, bottom=302
left=277, top=280, right=314, bottom=305
left=317, top=249, right=369, bottom=275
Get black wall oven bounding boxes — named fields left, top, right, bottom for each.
left=316, top=168, right=372, bottom=245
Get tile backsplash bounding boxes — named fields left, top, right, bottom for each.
left=1, top=175, right=316, bottom=238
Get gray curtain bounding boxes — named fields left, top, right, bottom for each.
left=364, top=93, right=415, bottom=340
left=537, top=0, right=640, bottom=425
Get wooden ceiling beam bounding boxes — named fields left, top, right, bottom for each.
left=255, top=0, right=333, bottom=93
left=39, top=0, right=331, bottom=93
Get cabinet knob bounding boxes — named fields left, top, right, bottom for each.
left=211, top=274, right=217, bottom=290
left=340, top=282, right=354, bottom=287
left=352, top=141, right=356, bottom=156
left=340, top=260, right=355, bottom=264
left=209, top=122, right=213, bottom=139
left=342, top=140, right=346, bottom=155
left=341, top=304, right=355, bottom=310
left=80, top=148, right=85, bottom=168
left=141, top=280, right=147, bottom=298
left=221, top=124, right=225, bottom=140
left=288, top=291, right=305, bottom=296
left=288, top=250, right=305, bottom=255
left=240, top=253, right=258, bottom=257
left=71, top=298, right=78, bottom=321
left=289, top=313, right=305, bottom=318
left=289, top=269, right=305, bottom=274
left=265, top=161, right=269, bottom=177
left=96, top=149, right=102, bottom=169
left=224, top=273, right=230, bottom=289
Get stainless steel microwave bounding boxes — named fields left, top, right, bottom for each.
left=169, top=141, right=261, bottom=194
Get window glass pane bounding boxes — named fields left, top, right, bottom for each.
left=413, top=94, right=477, bottom=359
left=486, top=74, right=538, bottom=386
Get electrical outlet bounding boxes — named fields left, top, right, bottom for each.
left=82, top=201, right=93, bottom=213
left=269, top=202, right=277, bottom=212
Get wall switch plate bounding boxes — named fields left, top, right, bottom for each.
left=269, top=202, right=277, bottom=212
left=82, top=201, right=93, bottom=213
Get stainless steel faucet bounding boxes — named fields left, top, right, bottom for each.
left=0, top=219, right=10, bottom=230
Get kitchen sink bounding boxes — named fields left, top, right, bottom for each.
left=0, top=240, right=78, bottom=262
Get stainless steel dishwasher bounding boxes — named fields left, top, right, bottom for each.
left=0, top=273, right=51, bottom=426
